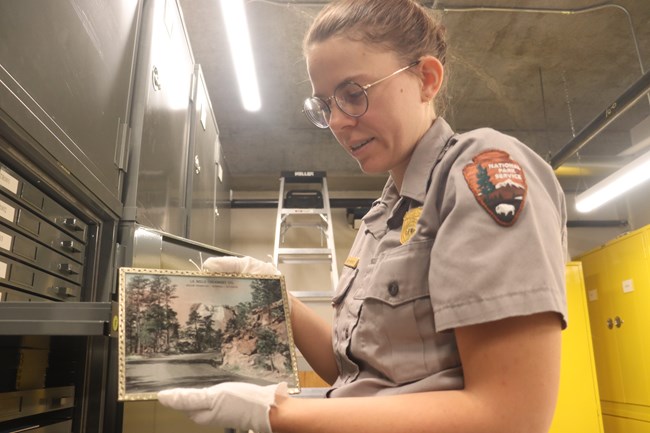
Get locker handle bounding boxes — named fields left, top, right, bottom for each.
left=614, top=316, right=624, bottom=328
left=57, top=263, right=78, bottom=275
left=60, top=240, right=80, bottom=253
left=59, top=217, right=83, bottom=231
left=53, top=286, right=76, bottom=298
left=606, top=318, right=614, bottom=329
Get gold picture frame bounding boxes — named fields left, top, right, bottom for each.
left=117, top=267, right=300, bottom=401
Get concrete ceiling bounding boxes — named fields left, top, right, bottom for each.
left=178, top=0, right=650, bottom=194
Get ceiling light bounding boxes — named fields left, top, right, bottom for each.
left=575, top=147, right=650, bottom=213
left=219, top=0, right=261, bottom=112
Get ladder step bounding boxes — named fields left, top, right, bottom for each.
left=290, top=290, right=335, bottom=300
left=277, top=248, right=332, bottom=255
left=277, top=248, right=333, bottom=264
left=281, top=208, right=327, bottom=215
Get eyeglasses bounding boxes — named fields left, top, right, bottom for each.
left=303, top=60, right=420, bottom=129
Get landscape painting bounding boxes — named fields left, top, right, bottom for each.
left=117, top=267, right=300, bottom=401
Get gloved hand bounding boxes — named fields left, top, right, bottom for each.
left=203, top=256, right=280, bottom=276
left=157, top=381, right=288, bottom=433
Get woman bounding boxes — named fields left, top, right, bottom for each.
left=158, top=1, right=568, bottom=432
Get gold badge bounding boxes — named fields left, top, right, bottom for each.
left=401, top=207, right=422, bottom=244
left=344, top=256, right=360, bottom=269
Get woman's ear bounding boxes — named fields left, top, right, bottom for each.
left=418, top=55, right=444, bottom=102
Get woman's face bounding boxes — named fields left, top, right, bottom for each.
left=306, top=37, right=433, bottom=180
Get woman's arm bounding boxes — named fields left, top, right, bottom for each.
left=289, top=295, right=339, bottom=384
left=271, top=311, right=562, bottom=433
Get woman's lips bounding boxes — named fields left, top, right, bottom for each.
left=350, top=137, right=373, bottom=153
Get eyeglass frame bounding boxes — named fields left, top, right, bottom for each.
left=303, top=60, right=421, bottom=129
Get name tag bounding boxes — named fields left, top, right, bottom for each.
left=344, top=256, right=359, bottom=269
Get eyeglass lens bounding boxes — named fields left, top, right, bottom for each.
left=303, top=82, right=368, bottom=129
left=334, top=82, right=368, bottom=117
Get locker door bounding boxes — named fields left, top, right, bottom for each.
left=133, top=0, right=194, bottom=236
left=187, top=65, right=218, bottom=246
left=582, top=248, right=625, bottom=403
left=605, top=231, right=650, bottom=407
left=548, top=262, right=604, bottom=433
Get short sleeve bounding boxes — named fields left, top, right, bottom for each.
left=427, top=129, right=568, bottom=331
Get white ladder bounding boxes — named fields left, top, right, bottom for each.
left=272, top=171, right=338, bottom=298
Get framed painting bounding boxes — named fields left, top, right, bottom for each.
left=117, top=267, right=300, bottom=401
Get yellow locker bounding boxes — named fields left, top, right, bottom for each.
left=549, top=262, right=604, bottom=433
left=603, top=414, right=650, bottom=433
left=579, top=225, right=650, bottom=433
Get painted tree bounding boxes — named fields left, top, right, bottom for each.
left=256, top=328, right=285, bottom=372
left=251, top=279, right=282, bottom=319
left=476, top=164, right=495, bottom=197
left=125, top=274, right=150, bottom=355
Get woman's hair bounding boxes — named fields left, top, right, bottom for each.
left=303, top=0, right=448, bottom=113
left=303, top=0, right=446, bottom=64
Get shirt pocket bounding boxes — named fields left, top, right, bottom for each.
left=355, top=239, right=432, bottom=305
left=352, top=239, right=437, bottom=384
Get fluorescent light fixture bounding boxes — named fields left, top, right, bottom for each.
left=575, top=147, right=650, bottom=213
left=219, top=0, right=261, bottom=112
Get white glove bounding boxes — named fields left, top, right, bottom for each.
left=157, top=381, right=287, bottom=433
left=203, top=256, right=280, bottom=276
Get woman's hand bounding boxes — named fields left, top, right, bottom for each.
left=157, top=381, right=288, bottom=433
left=202, top=256, right=280, bottom=275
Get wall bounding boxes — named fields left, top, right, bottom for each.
left=228, top=200, right=358, bottom=338
left=230, top=189, right=647, bottom=280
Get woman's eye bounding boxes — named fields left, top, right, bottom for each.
left=343, top=89, right=364, bottom=105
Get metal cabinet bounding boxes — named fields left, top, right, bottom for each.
left=124, top=0, right=196, bottom=238
left=0, top=1, right=232, bottom=431
left=0, top=0, right=141, bottom=214
left=187, top=65, right=231, bottom=248
left=0, top=145, right=120, bottom=432
left=579, top=226, right=650, bottom=432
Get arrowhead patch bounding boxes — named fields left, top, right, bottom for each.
left=462, top=149, right=527, bottom=226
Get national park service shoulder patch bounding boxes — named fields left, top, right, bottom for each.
left=462, top=149, right=527, bottom=226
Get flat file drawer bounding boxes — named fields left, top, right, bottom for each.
left=0, top=285, right=50, bottom=302
left=0, top=197, right=85, bottom=264
left=0, top=386, right=74, bottom=422
left=0, top=255, right=80, bottom=301
left=0, top=165, right=88, bottom=242
left=0, top=225, right=82, bottom=285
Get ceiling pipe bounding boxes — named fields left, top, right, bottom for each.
left=231, top=198, right=375, bottom=209
left=550, top=70, right=650, bottom=169
left=566, top=219, right=628, bottom=228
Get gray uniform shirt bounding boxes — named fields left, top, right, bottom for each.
left=328, top=118, right=568, bottom=398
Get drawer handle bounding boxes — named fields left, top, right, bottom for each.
left=57, top=263, right=79, bottom=275
left=10, top=425, right=40, bottom=433
left=53, top=286, right=76, bottom=298
left=606, top=318, right=614, bottom=329
left=60, top=217, right=83, bottom=231
left=60, top=240, right=80, bottom=253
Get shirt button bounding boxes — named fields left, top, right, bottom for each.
left=388, top=281, right=399, bottom=296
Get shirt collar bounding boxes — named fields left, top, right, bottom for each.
left=361, top=117, right=455, bottom=236
left=400, top=117, right=455, bottom=203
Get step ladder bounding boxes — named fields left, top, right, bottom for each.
left=273, top=171, right=338, bottom=298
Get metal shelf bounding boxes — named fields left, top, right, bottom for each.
left=0, top=302, right=114, bottom=336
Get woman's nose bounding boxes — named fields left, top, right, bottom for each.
left=328, top=103, right=357, bottom=130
